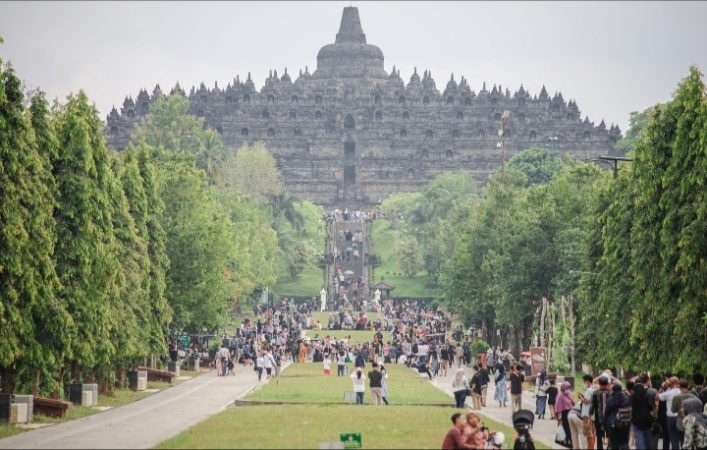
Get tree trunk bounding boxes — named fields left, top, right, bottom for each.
left=32, top=368, right=40, bottom=396
left=0, top=367, right=12, bottom=394
left=540, top=297, right=548, bottom=350
left=567, top=295, right=576, bottom=378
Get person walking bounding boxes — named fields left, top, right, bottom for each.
left=368, top=362, right=383, bottom=405
left=659, top=377, right=681, bottom=450
left=555, top=381, right=576, bottom=448
left=479, top=364, right=490, bottom=407
left=469, top=365, right=483, bottom=410
left=337, top=350, right=346, bottom=376
left=380, top=364, right=389, bottom=405
left=510, top=364, right=525, bottom=413
left=535, top=369, right=550, bottom=419
left=493, top=363, right=508, bottom=408
left=682, top=397, right=707, bottom=449
left=255, top=352, right=265, bottom=381
left=351, top=367, right=366, bottom=405
left=452, top=368, right=470, bottom=409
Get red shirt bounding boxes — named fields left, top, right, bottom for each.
left=442, top=426, right=473, bottom=450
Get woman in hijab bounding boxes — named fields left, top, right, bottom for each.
left=535, top=369, right=550, bottom=419
left=554, top=381, right=576, bottom=447
left=494, top=363, right=508, bottom=408
left=682, top=397, right=707, bottom=449
left=452, top=368, right=469, bottom=408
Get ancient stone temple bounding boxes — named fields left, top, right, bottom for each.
left=106, top=6, right=621, bottom=206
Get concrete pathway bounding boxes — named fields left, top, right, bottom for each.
left=0, top=363, right=283, bottom=449
left=430, top=365, right=562, bottom=449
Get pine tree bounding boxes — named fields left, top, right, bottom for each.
left=0, top=62, right=68, bottom=394
left=53, top=92, right=121, bottom=384
left=136, top=145, right=171, bottom=354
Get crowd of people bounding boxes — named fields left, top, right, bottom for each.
left=542, top=370, right=707, bottom=450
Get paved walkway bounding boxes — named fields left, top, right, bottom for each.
left=0, top=363, right=283, bottom=449
left=430, top=365, right=562, bottom=449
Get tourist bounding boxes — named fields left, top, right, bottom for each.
left=671, top=379, right=699, bottom=447
left=463, top=412, right=486, bottom=448
left=368, top=362, right=383, bottom=405
left=493, top=363, right=508, bottom=408
left=547, top=378, right=559, bottom=421
left=323, top=355, right=332, bottom=376
left=659, top=377, right=682, bottom=449
left=535, top=369, right=550, bottom=419
left=555, top=381, right=576, bottom=448
left=681, top=397, right=707, bottom=449
left=568, top=401, right=586, bottom=449
left=510, top=364, right=525, bottom=413
left=579, top=374, right=597, bottom=449
left=469, top=365, right=483, bottom=410
left=440, top=344, right=450, bottom=377
left=255, top=352, right=265, bottom=381
left=691, top=372, right=707, bottom=404
left=479, top=363, right=490, bottom=407
left=452, top=369, right=470, bottom=409
left=590, top=376, right=612, bottom=450
left=262, top=349, right=276, bottom=380
left=442, top=412, right=474, bottom=450
left=380, top=363, right=389, bottom=405
left=337, top=350, right=346, bottom=376
left=604, top=383, right=630, bottom=449
left=630, top=377, right=656, bottom=450
left=351, top=367, right=366, bottom=405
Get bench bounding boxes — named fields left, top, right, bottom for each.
left=34, top=397, right=71, bottom=418
left=199, top=356, right=213, bottom=368
left=137, top=366, right=175, bottom=383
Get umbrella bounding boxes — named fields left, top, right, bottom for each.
left=343, top=270, right=355, bottom=276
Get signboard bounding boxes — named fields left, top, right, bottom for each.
left=340, top=433, right=362, bottom=449
left=529, top=347, right=546, bottom=377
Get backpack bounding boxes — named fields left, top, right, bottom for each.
left=613, top=404, right=633, bottom=430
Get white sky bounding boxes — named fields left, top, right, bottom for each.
left=1, top=1, right=706, bottom=132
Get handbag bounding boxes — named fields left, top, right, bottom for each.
left=555, top=424, right=571, bottom=448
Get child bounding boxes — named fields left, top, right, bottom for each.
left=546, top=378, right=559, bottom=419
left=323, top=355, right=332, bottom=376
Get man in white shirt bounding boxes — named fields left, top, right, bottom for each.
left=658, top=376, right=681, bottom=450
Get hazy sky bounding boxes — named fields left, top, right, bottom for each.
left=1, top=1, right=706, bottom=132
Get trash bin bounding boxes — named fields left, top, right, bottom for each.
left=69, top=383, right=83, bottom=405
left=128, top=370, right=139, bottom=391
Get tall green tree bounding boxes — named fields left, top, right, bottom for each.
left=0, top=62, right=69, bottom=394
left=53, top=92, right=122, bottom=383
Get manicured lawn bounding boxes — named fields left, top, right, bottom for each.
left=157, top=404, right=470, bottom=449
left=369, top=220, right=441, bottom=298
left=307, top=312, right=392, bottom=343
left=245, top=363, right=449, bottom=405
left=156, top=362, right=549, bottom=450
left=273, top=201, right=326, bottom=298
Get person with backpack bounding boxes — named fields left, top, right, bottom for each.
left=672, top=379, right=698, bottom=448
left=681, top=397, right=707, bottom=449
left=604, top=383, right=631, bottom=450
left=591, top=376, right=612, bottom=450
left=631, top=380, right=656, bottom=450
